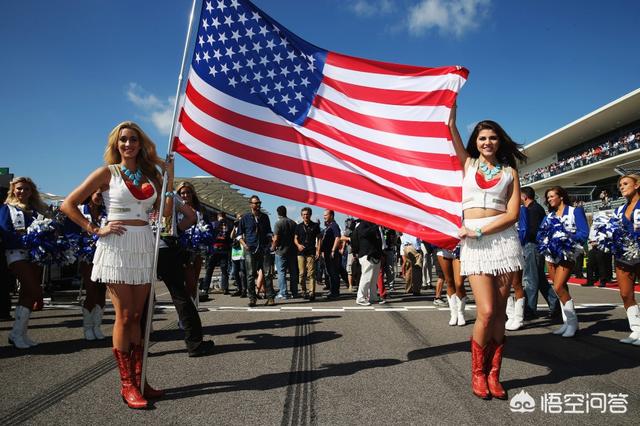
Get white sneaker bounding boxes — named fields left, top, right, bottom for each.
left=356, top=299, right=371, bottom=306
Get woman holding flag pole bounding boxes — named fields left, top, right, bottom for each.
left=449, top=105, right=526, bottom=400
left=61, top=122, right=172, bottom=409
left=62, top=0, right=200, bottom=409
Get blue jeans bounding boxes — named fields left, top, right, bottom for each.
left=522, top=242, right=558, bottom=314
left=275, top=252, right=299, bottom=297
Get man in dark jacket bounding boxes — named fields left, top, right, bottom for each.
left=521, top=186, right=558, bottom=318
left=237, top=195, right=274, bottom=307
left=351, top=219, right=383, bottom=306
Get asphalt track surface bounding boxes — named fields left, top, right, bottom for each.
left=1, top=278, right=639, bottom=425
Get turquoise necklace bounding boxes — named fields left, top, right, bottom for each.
left=121, top=165, right=143, bottom=186
left=479, top=161, right=502, bottom=180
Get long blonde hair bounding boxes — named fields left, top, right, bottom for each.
left=104, top=121, right=162, bottom=187
left=175, top=181, right=203, bottom=212
left=618, top=174, right=640, bottom=200
left=4, top=176, right=47, bottom=213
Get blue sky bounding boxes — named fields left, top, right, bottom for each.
left=2, top=0, right=640, bottom=224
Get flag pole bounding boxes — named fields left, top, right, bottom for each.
left=141, top=0, right=200, bottom=388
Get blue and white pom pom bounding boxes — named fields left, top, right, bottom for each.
left=179, top=220, right=215, bottom=255
left=536, top=216, right=577, bottom=263
left=21, top=218, right=77, bottom=265
left=593, top=214, right=640, bottom=261
left=66, top=232, right=99, bottom=263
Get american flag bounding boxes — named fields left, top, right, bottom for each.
left=174, top=0, right=468, bottom=248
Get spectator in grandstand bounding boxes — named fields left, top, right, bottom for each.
left=520, top=129, right=640, bottom=185
left=599, top=190, right=611, bottom=210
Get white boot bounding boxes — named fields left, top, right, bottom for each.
left=562, top=299, right=579, bottom=338
left=9, top=305, right=38, bottom=349
left=82, top=307, right=96, bottom=341
left=92, top=306, right=105, bottom=340
left=457, top=295, right=466, bottom=326
left=447, top=295, right=458, bottom=326
left=505, top=296, right=515, bottom=329
left=620, top=305, right=640, bottom=344
left=506, top=298, right=525, bottom=331
left=553, top=302, right=568, bottom=335
left=8, top=306, right=31, bottom=349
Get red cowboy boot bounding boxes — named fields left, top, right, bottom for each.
left=470, top=338, right=490, bottom=399
left=112, top=348, right=148, bottom=409
left=131, top=344, right=165, bottom=399
left=486, top=338, right=507, bottom=400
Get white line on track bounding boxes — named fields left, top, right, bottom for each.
left=30, top=302, right=626, bottom=313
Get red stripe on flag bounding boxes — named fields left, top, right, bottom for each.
left=322, top=75, right=457, bottom=107
left=175, top=138, right=460, bottom=249
left=327, top=51, right=470, bottom=79
left=179, top=110, right=462, bottom=222
left=312, top=95, right=451, bottom=138
left=185, top=82, right=462, bottom=199
left=302, top=117, right=462, bottom=176
left=188, top=80, right=453, bottom=169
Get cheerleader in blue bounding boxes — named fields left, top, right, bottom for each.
left=65, top=190, right=107, bottom=340
left=0, top=177, right=48, bottom=349
left=542, top=186, right=589, bottom=338
left=610, top=174, right=640, bottom=345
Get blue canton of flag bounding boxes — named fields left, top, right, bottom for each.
left=191, top=0, right=327, bottom=125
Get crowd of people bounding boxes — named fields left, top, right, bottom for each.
left=1, top=116, right=639, bottom=408
left=520, top=129, right=640, bottom=185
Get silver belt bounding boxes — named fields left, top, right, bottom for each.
left=109, top=207, right=131, bottom=213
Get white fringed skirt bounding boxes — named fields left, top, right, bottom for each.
left=460, top=215, right=524, bottom=276
left=91, top=225, right=154, bottom=285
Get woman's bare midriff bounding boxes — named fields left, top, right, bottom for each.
left=463, top=207, right=504, bottom=219
left=112, top=220, right=149, bottom=226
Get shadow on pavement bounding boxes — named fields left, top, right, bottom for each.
left=162, top=358, right=403, bottom=399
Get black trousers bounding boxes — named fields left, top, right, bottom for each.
left=157, top=246, right=204, bottom=353
left=587, top=247, right=612, bottom=283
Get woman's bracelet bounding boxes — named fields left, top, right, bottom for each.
left=475, top=228, right=483, bottom=239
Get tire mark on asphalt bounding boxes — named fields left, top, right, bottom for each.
left=0, top=321, right=178, bottom=425
left=388, top=312, right=485, bottom=422
left=281, top=318, right=316, bottom=426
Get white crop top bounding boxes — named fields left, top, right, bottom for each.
left=102, top=165, right=157, bottom=221
left=461, top=159, right=512, bottom=212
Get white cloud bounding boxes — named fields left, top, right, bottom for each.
left=407, top=0, right=491, bottom=37
left=126, top=83, right=175, bottom=135
left=350, top=0, right=394, bottom=17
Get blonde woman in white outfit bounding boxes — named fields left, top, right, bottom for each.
left=449, top=106, right=526, bottom=400
left=61, top=121, right=172, bottom=409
